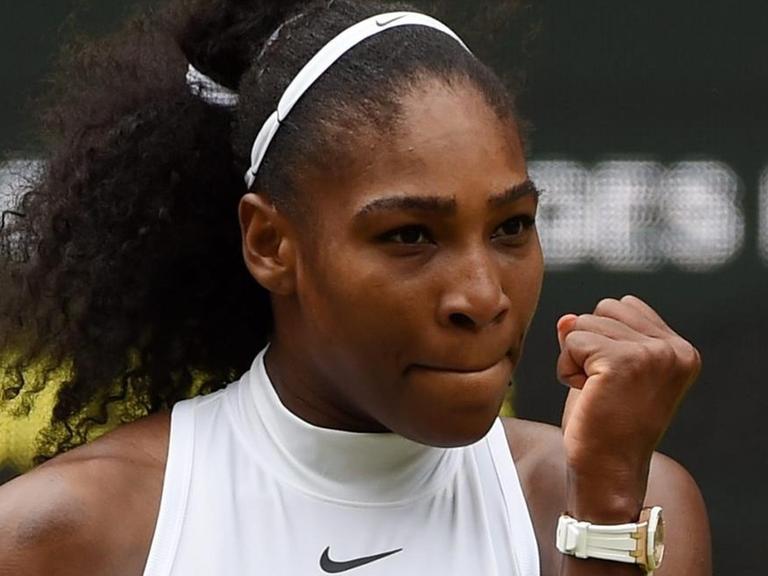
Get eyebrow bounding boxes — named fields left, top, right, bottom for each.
left=355, top=179, right=540, bottom=219
left=488, top=179, right=541, bottom=209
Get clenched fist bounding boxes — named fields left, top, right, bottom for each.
left=556, top=295, right=701, bottom=521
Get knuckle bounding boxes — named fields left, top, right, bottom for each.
left=572, top=313, right=592, bottom=329
left=595, top=298, right=619, bottom=315
left=652, top=339, right=677, bottom=365
left=678, top=340, right=702, bottom=378
left=619, top=343, right=651, bottom=373
left=622, top=341, right=674, bottom=374
left=658, top=337, right=701, bottom=384
left=599, top=364, right=622, bottom=381
left=692, top=345, right=702, bottom=370
left=638, top=342, right=659, bottom=366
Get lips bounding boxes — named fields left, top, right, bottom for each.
left=411, top=362, right=501, bottom=375
left=409, top=349, right=516, bottom=375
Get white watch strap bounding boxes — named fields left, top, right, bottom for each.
left=556, top=516, right=640, bottom=564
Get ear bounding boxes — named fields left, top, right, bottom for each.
left=238, top=193, right=297, bottom=295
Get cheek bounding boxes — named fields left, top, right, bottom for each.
left=296, top=252, right=426, bottom=416
left=298, top=248, right=422, bottom=357
left=502, top=244, right=545, bottom=327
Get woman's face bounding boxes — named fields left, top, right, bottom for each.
left=280, top=78, right=544, bottom=447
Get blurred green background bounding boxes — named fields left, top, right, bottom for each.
left=1, top=2, right=767, bottom=574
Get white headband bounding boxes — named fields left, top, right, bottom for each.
left=243, top=11, right=472, bottom=189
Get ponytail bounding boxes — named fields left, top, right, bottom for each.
left=0, top=0, right=285, bottom=462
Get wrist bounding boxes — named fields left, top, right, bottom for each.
left=556, top=506, right=666, bottom=575
left=566, top=466, right=648, bottom=524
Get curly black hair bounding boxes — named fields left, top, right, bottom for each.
left=0, top=0, right=529, bottom=464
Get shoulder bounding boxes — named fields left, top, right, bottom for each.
left=500, top=418, right=711, bottom=575
left=0, top=411, right=170, bottom=576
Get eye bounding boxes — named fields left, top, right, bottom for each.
left=492, top=216, right=536, bottom=241
left=381, top=225, right=433, bottom=245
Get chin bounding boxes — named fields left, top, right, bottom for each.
left=413, top=407, right=502, bottom=448
left=396, top=358, right=513, bottom=448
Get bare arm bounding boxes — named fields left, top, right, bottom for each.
left=560, top=453, right=710, bottom=576
left=512, top=295, right=710, bottom=575
left=558, top=390, right=711, bottom=575
left=0, top=462, right=102, bottom=576
left=0, top=415, right=168, bottom=576
left=646, top=453, right=711, bottom=575
left=508, top=418, right=711, bottom=576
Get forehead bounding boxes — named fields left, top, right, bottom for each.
left=372, top=79, right=524, bottom=187
left=297, top=78, right=528, bottom=216
left=396, top=78, right=523, bottom=165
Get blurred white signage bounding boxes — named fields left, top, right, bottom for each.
left=530, top=160, right=751, bottom=272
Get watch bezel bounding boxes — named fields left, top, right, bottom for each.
left=645, top=506, right=665, bottom=571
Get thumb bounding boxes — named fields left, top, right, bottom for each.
left=562, top=388, right=581, bottom=429
left=556, top=314, right=587, bottom=388
left=557, top=314, right=578, bottom=349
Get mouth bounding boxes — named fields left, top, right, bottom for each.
left=409, top=350, right=517, bottom=376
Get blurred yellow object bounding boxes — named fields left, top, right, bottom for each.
left=0, top=357, right=66, bottom=474
left=500, top=387, right=515, bottom=418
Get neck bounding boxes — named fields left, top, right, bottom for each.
left=266, top=332, right=389, bottom=433
left=240, top=346, right=458, bottom=505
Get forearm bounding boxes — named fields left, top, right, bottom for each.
left=552, top=298, right=709, bottom=576
left=554, top=455, right=711, bottom=576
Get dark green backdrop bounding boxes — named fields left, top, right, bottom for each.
left=2, top=2, right=766, bottom=574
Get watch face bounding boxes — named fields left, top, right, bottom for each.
left=648, top=508, right=665, bottom=569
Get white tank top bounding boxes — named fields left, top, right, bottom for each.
left=142, top=348, right=540, bottom=576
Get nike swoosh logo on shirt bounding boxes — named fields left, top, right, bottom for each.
left=319, top=546, right=403, bottom=573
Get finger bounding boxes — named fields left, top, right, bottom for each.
left=561, top=329, right=629, bottom=379
left=556, top=347, right=587, bottom=389
left=557, top=315, right=586, bottom=388
left=593, top=298, right=668, bottom=338
left=557, top=329, right=618, bottom=389
left=572, top=314, right=649, bottom=342
left=620, top=295, right=671, bottom=330
left=557, top=314, right=579, bottom=350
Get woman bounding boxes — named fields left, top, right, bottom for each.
left=0, top=0, right=710, bottom=574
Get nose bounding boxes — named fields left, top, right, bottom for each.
left=437, top=250, right=510, bottom=332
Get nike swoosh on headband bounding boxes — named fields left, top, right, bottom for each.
left=375, top=14, right=408, bottom=27
left=319, top=546, right=403, bottom=573
left=244, top=11, right=473, bottom=189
